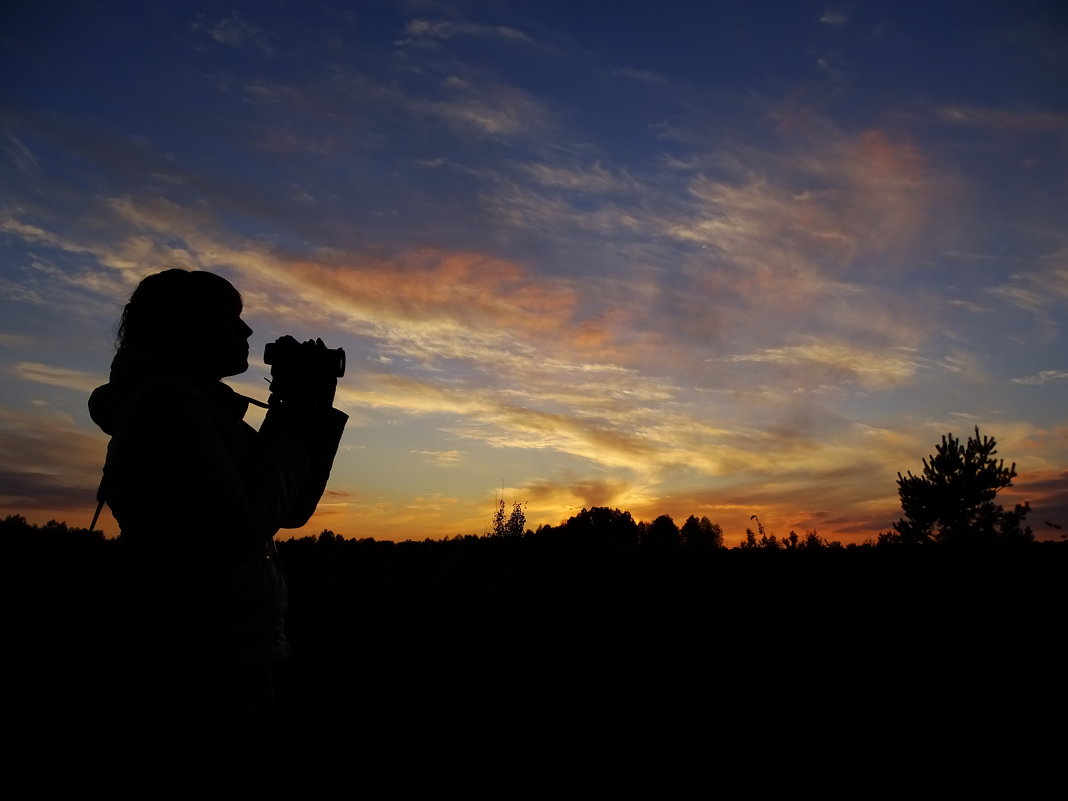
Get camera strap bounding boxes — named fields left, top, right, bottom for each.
left=89, top=497, right=105, bottom=534
left=240, top=394, right=270, bottom=409
left=89, top=473, right=107, bottom=534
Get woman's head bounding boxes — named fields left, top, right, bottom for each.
left=118, top=268, right=253, bottom=378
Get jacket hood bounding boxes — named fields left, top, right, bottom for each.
left=88, top=346, right=250, bottom=435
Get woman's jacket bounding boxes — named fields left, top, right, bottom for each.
left=88, top=346, right=348, bottom=664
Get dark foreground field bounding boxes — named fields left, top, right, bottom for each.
left=4, top=518, right=1067, bottom=796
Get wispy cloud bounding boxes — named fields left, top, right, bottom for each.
left=193, top=12, right=274, bottom=54
left=936, top=105, right=1068, bottom=134
left=413, top=449, right=464, bottom=466
left=411, top=81, right=552, bottom=138
left=0, top=333, right=34, bottom=348
left=401, top=18, right=534, bottom=45
left=338, top=373, right=664, bottom=474
left=725, top=342, right=922, bottom=390
left=11, top=363, right=102, bottom=393
left=989, top=257, right=1068, bottom=337
left=1012, top=370, right=1068, bottom=386
left=611, top=67, right=672, bottom=85
left=517, top=161, right=639, bottom=195
left=2, top=133, right=38, bottom=172
left=1, top=207, right=193, bottom=283
left=816, top=55, right=847, bottom=82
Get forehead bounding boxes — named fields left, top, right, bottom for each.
left=192, top=275, right=243, bottom=314
left=200, top=295, right=244, bottom=319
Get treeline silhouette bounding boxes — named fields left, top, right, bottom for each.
left=4, top=512, right=1066, bottom=795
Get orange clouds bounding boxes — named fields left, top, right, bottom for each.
left=295, top=250, right=575, bottom=331
left=855, top=129, right=924, bottom=183
left=839, top=129, right=936, bottom=258
left=252, top=248, right=646, bottom=369
left=791, top=126, right=940, bottom=267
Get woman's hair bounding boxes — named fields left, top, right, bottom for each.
left=117, top=268, right=243, bottom=349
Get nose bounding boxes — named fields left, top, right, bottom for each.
left=240, top=319, right=253, bottom=337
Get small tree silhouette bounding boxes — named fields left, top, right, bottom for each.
left=491, top=493, right=526, bottom=538
left=891, top=426, right=1032, bottom=545
left=505, top=501, right=526, bottom=538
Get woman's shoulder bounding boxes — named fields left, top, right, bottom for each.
left=112, top=375, right=247, bottom=435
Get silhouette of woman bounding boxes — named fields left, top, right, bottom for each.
left=87, top=268, right=347, bottom=786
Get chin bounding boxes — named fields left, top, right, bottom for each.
left=219, top=358, right=249, bottom=378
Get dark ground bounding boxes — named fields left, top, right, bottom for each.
left=3, top=519, right=1066, bottom=796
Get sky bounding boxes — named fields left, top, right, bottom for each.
left=2, top=0, right=1067, bottom=545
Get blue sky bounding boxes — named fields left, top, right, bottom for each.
left=2, top=0, right=1067, bottom=543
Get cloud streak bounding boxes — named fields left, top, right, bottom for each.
left=11, top=363, right=102, bottom=393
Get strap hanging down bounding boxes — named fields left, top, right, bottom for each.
left=88, top=472, right=107, bottom=534
left=89, top=497, right=105, bottom=535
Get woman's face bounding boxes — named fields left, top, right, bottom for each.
left=196, top=300, right=253, bottom=379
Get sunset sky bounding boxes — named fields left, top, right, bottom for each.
left=2, top=0, right=1066, bottom=544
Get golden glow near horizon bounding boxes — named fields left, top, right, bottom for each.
left=2, top=3, right=1067, bottom=544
